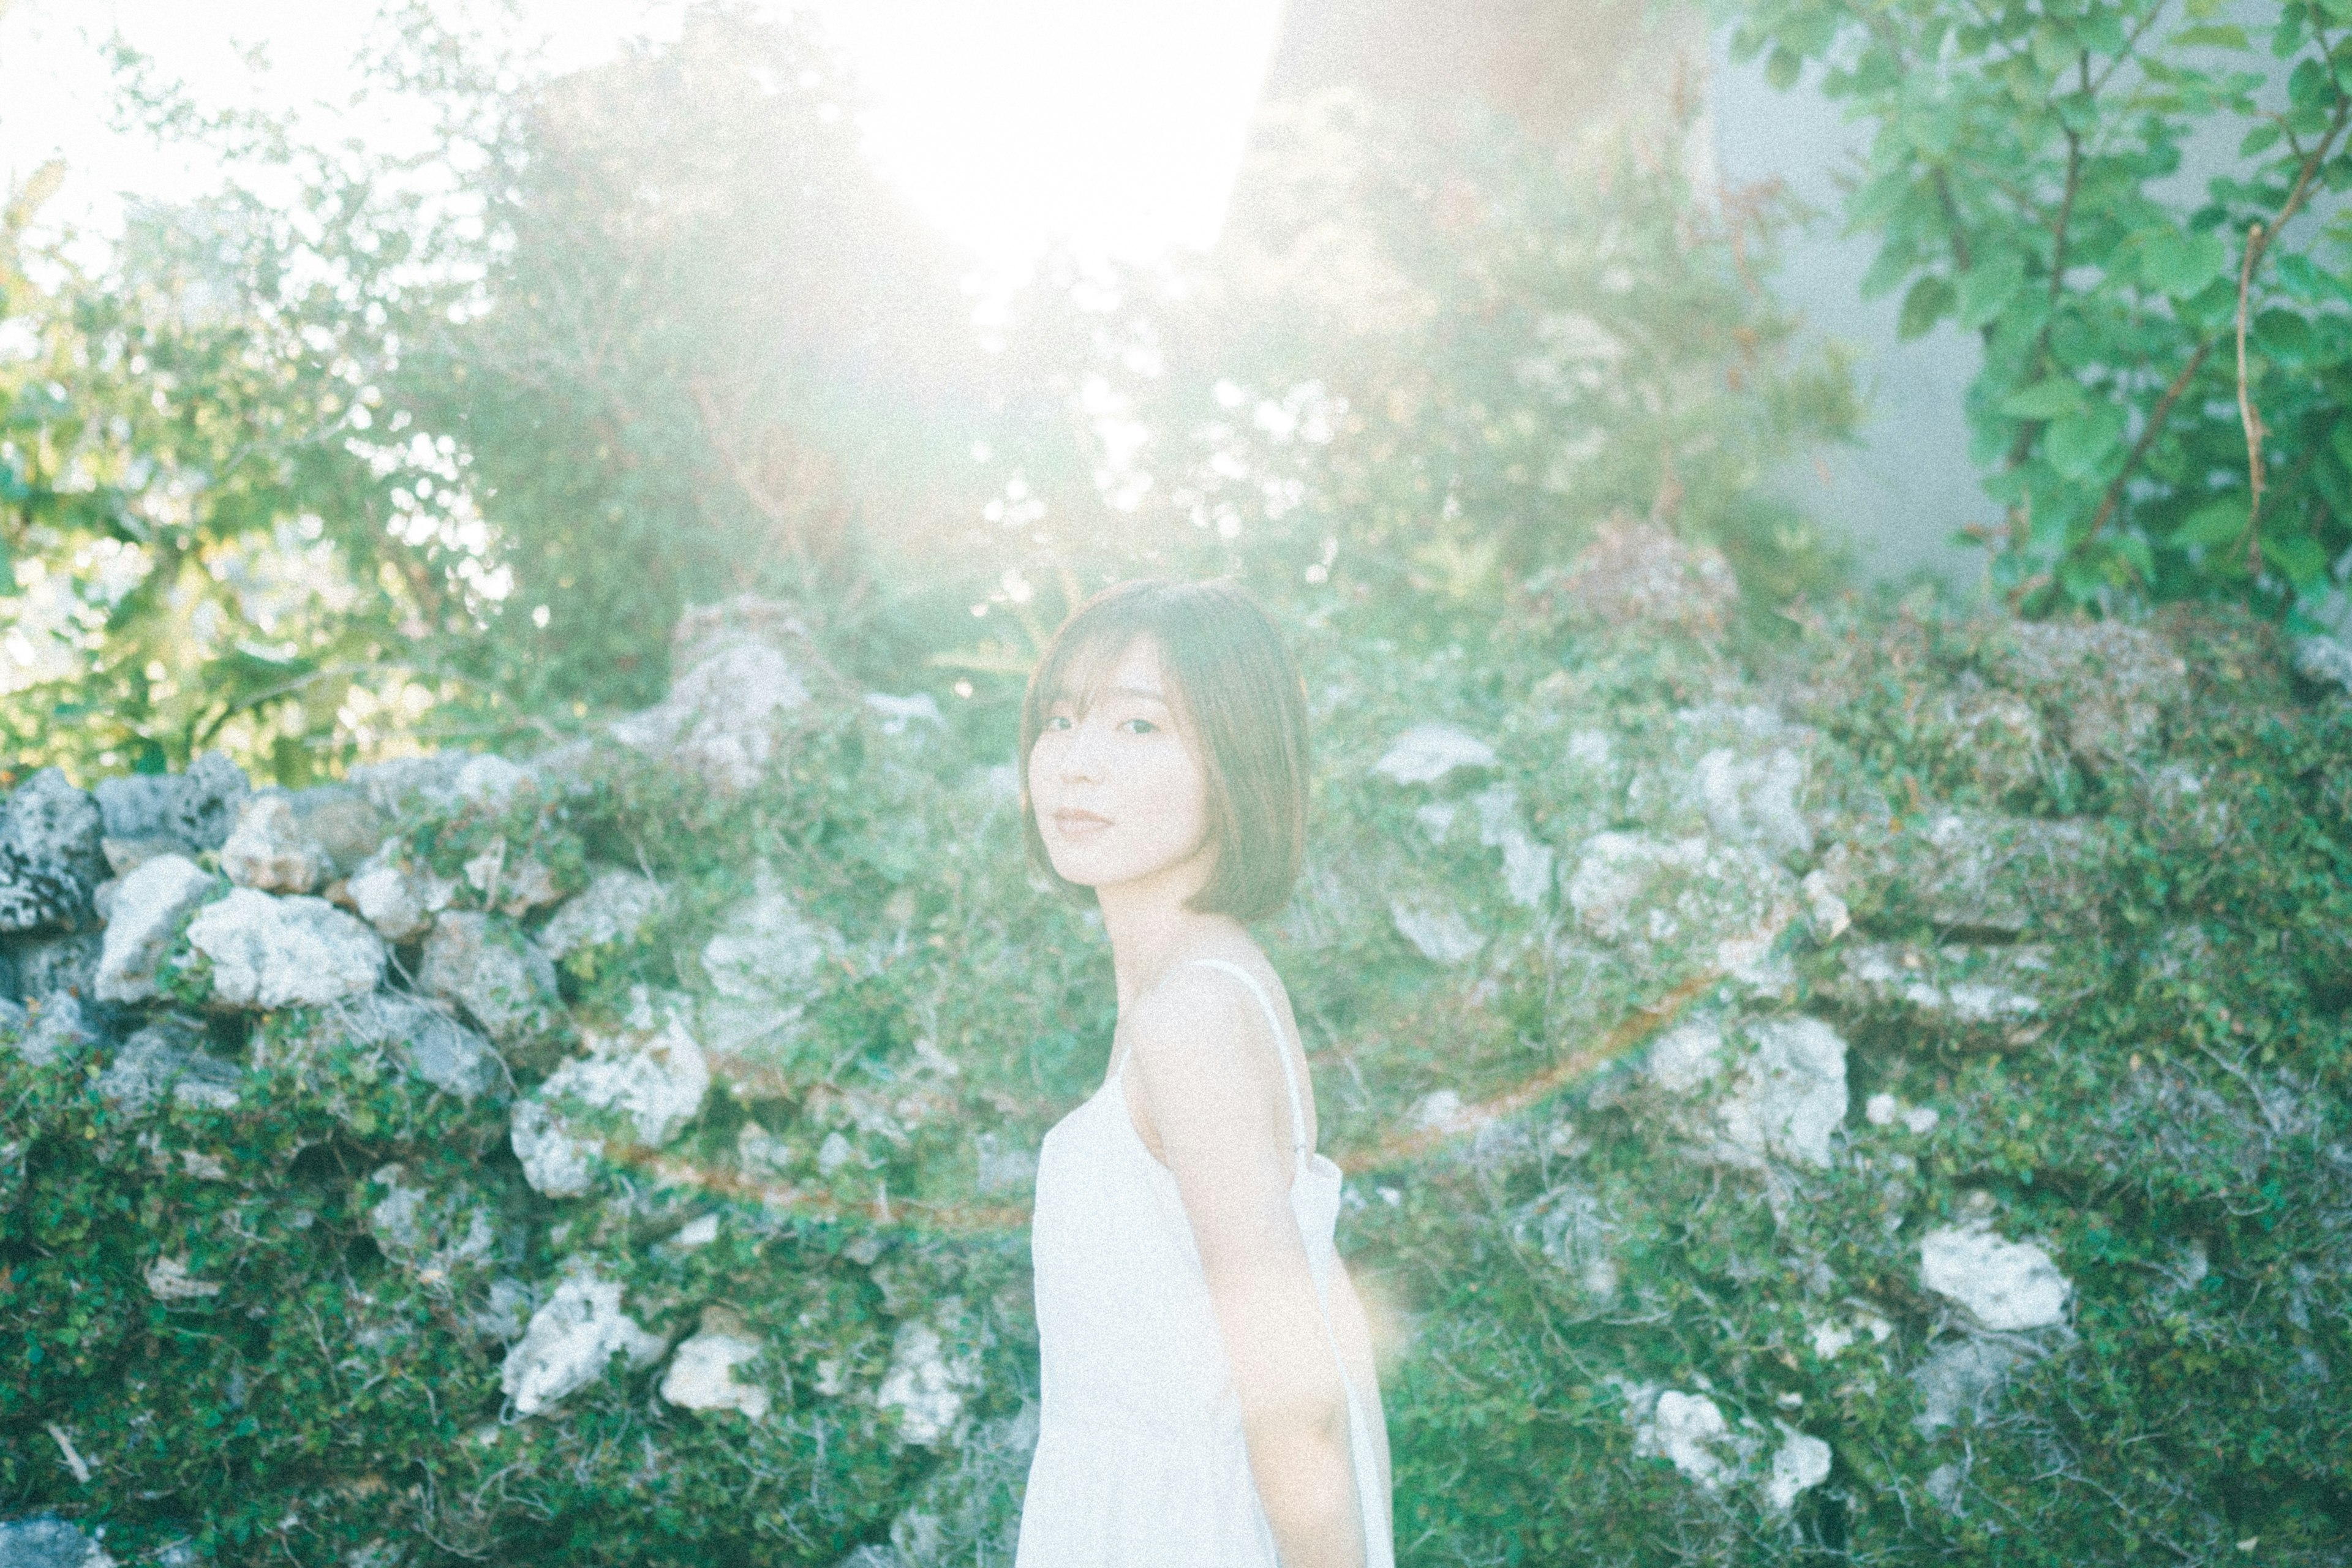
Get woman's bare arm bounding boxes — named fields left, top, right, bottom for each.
left=1326, top=1259, right=1393, bottom=1542
left=1125, top=970, right=1369, bottom=1568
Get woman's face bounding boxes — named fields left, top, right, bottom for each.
left=1028, top=637, right=1213, bottom=897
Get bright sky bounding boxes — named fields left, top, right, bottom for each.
left=0, top=0, right=1286, bottom=274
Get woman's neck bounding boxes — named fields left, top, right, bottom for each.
left=1095, top=848, right=1246, bottom=1014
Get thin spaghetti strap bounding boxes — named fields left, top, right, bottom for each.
left=1184, top=958, right=1311, bottom=1169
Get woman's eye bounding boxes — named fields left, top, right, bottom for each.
left=1043, top=714, right=1072, bottom=731
left=1118, top=718, right=1158, bottom=735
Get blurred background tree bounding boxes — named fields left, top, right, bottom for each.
left=2, top=0, right=1854, bottom=785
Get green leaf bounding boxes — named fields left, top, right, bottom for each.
left=2239, top=121, right=2285, bottom=156
left=2032, top=20, right=2076, bottom=75
left=2169, top=24, right=2249, bottom=47
left=2046, top=404, right=2127, bottom=478
left=2272, top=254, right=2352, bottom=305
left=1766, top=45, right=1803, bottom=90
left=2173, top=496, right=2249, bottom=546
left=1858, top=240, right=1918, bottom=302
left=2116, top=532, right=2157, bottom=583
left=2138, top=228, right=2230, bottom=298
left=2252, top=307, right=2314, bottom=365
left=1898, top=274, right=1956, bottom=340
left=2000, top=377, right=2087, bottom=420
left=1959, top=258, right=2028, bottom=328
left=2331, top=420, right=2352, bottom=473
left=2261, top=530, right=2329, bottom=589
left=2289, top=57, right=2330, bottom=110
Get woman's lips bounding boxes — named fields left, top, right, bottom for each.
left=1052, top=809, right=1112, bottom=837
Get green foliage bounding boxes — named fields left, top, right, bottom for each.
left=9, top=584, right=2350, bottom=1564
left=385, top=4, right=992, bottom=717
left=0, top=177, right=435, bottom=783
left=1, top=1, right=1856, bottom=785
left=1725, top=0, right=2352, bottom=616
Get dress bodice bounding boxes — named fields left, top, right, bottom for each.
left=1014, top=959, right=1392, bottom=1568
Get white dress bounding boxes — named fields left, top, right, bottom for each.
left=1015, top=957, right=1393, bottom=1567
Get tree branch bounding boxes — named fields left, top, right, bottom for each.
left=2083, top=99, right=2350, bottom=542
left=2237, top=221, right=2267, bottom=572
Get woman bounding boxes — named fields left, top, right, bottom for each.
left=1012, top=578, right=1394, bottom=1568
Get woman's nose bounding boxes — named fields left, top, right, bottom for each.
left=1057, top=723, right=1109, bottom=781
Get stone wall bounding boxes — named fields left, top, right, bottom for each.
left=4, top=543, right=2348, bottom=1564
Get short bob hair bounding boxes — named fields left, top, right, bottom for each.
left=1018, top=578, right=1310, bottom=924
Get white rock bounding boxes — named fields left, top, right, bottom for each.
left=511, top=1098, right=597, bottom=1198
left=662, top=1319, right=771, bottom=1420
left=346, top=841, right=456, bottom=943
left=0, top=1512, right=118, bottom=1567
left=218, top=794, right=331, bottom=894
left=1904, top=1105, right=1940, bottom=1135
left=701, top=884, right=832, bottom=992
left=469, top=1278, right=533, bottom=1344
left=500, top=1272, right=666, bottom=1415
left=973, top=1131, right=1037, bottom=1196
left=1390, top=895, right=1484, bottom=965
left=462, top=837, right=565, bottom=916
left=541, top=1012, right=711, bottom=1148
left=737, top=1123, right=797, bottom=1180
left=514, top=1010, right=709, bottom=1196
left=535, top=869, right=667, bottom=962
left=1864, top=1091, right=1899, bottom=1126
left=2293, top=633, right=2352, bottom=695
left=1765, top=1430, right=1833, bottom=1510
left=1800, top=869, right=1850, bottom=940
left=184, top=888, right=386, bottom=1009
left=876, top=1321, right=979, bottom=1447
left=1690, top=746, right=1813, bottom=861
left=96, top=1023, right=239, bottom=1114
left=1637, top=1390, right=1736, bottom=1492
left=1811, top=1311, right=1892, bottom=1362
left=1717, top=1019, right=1848, bottom=1169
left=1912, top=1336, right=2020, bottom=1430
left=817, top=1131, right=857, bottom=1175
left=1942, top=982, right=2040, bottom=1024
left=1472, top=785, right=1553, bottom=907
left=699, top=880, right=833, bottom=1055
left=455, top=754, right=530, bottom=807
left=1371, top=724, right=1497, bottom=785
left=1562, top=832, right=1675, bottom=939
left=1565, top=728, right=1614, bottom=771
left=864, top=692, right=943, bottom=734
left=1413, top=801, right=1458, bottom=842
left=0, top=767, right=105, bottom=933
left=417, top=911, right=559, bottom=1045
left=365, top=1163, right=497, bottom=1281
left=94, top=854, right=216, bottom=1003
left=611, top=641, right=812, bottom=793
left=1411, top=1089, right=1467, bottom=1131
left=314, top=991, right=497, bottom=1102
left=1919, top=1226, right=2071, bottom=1330
left=670, top=1213, right=721, bottom=1248
left=1647, top=1019, right=1725, bottom=1093
left=145, top=1254, right=222, bottom=1301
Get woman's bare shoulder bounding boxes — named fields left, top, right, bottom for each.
left=1126, top=960, right=1275, bottom=1072
left=1123, top=958, right=1302, bottom=1147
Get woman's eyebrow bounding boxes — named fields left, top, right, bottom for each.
left=1107, top=684, right=1166, bottom=703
